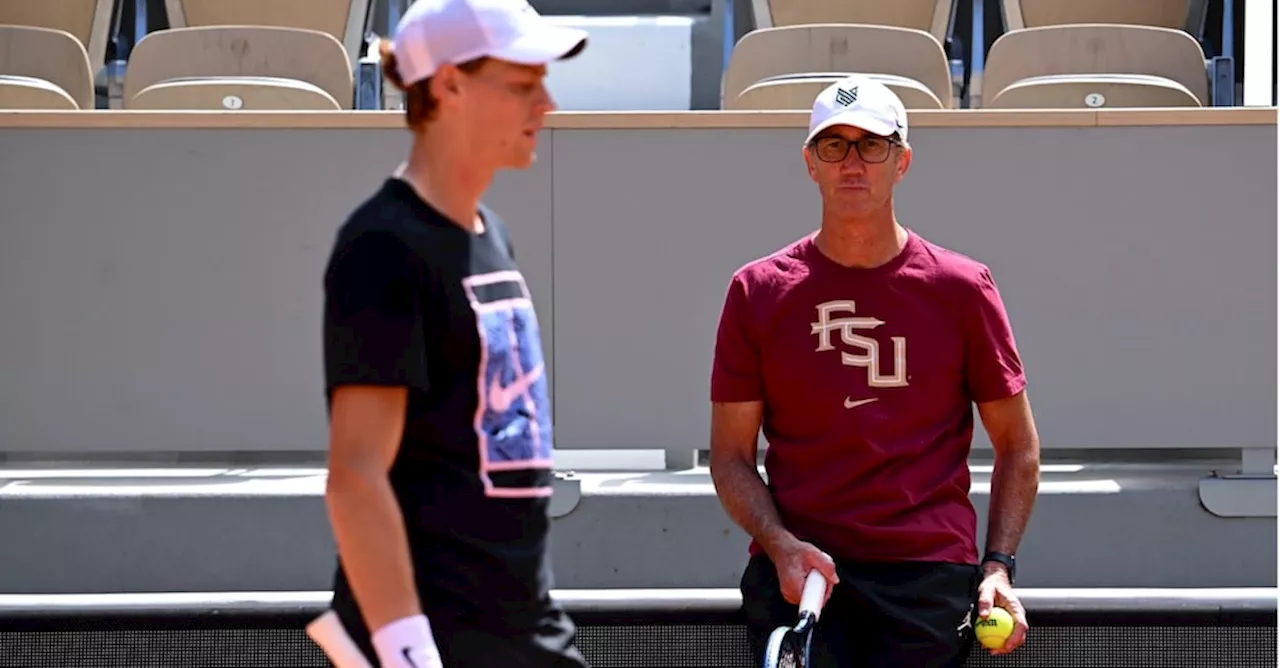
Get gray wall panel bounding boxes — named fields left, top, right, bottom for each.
left=893, top=125, right=1279, bottom=449
left=550, top=128, right=820, bottom=450
left=0, top=121, right=1272, bottom=457
left=550, top=123, right=1277, bottom=452
left=0, top=128, right=554, bottom=453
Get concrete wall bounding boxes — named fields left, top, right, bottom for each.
left=0, top=460, right=1274, bottom=593
left=0, top=108, right=1274, bottom=595
left=0, top=109, right=1274, bottom=460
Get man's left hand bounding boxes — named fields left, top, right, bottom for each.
left=975, top=566, right=1028, bottom=655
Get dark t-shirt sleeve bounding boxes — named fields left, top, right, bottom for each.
left=963, top=267, right=1027, bottom=403
left=710, top=274, right=764, bottom=402
left=323, top=231, right=429, bottom=395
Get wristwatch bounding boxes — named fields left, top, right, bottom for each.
left=982, top=551, right=1016, bottom=583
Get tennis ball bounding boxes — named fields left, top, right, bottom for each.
left=974, top=607, right=1014, bottom=649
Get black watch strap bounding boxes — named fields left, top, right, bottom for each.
left=982, top=551, right=1016, bottom=582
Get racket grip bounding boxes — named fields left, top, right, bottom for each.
left=798, top=569, right=827, bottom=618
left=306, top=610, right=375, bottom=668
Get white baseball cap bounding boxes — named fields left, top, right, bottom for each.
left=805, top=75, right=908, bottom=144
left=391, top=0, right=588, bottom=86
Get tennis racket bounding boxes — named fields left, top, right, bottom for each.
left=763, top=569, right=829, bottom=668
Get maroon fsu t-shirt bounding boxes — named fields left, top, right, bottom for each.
left=710, top=230, right=1026, bottom=566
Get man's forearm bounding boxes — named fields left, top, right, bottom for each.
left=327, top=469, right=422, bottom=631
left=984, top=448, right=1040, bottom=560
left=710, top=456, right=795, bottom=554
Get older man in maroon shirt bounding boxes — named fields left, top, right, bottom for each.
left=709, top=76, right=1042, bottom=667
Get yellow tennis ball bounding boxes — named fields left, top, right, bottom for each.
left=974, top=607, right=1014, bottom=649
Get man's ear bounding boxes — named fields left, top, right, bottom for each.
left=895, top=144, right=913, bottom=183
left=430, top=63, right=464, bottom=104
left=802, top=144, right=819, bottom=182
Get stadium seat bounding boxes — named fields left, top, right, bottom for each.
left=726, top=0, right=960, bottom=110
left=722, top=25, right=953, bottom=110
left=750, top=0, right=953, bottom=39
left=119, top=0, right=373, bottom=110
left=0, top=25, right=95, bottom=110
left=122, top=26, right=354, bottom=110
left=978, top=0, right=1217, bottom=108
left=1000, top=0, right=1203, bottom=31
left=983, top=24, right=1209, bottom=109
left=162, top=0, right=370, bottom=69
left=0, top=0, right=115, bottom=85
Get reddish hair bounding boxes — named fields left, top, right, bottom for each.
left=378, top=38, right=487, bottom=128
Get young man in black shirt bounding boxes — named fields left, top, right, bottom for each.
left=304, top=1, right=588, bottom=666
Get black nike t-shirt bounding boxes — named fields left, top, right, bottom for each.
left=322, top=178, right=559, bottom=632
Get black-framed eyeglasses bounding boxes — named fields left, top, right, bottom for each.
left=809, top=135, right=900, bottom=164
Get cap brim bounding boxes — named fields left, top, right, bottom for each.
left=488, top=25, right=588, bottom=66
left=805, top=111, right=897, bottom=144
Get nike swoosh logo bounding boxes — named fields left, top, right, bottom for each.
left=402, top=647, right=419, bottom=668
left=488, top=362, right=544, bottom=412
left=844, top=397, right=878, bottom=409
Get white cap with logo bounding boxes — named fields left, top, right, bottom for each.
left=391, top=0, right=588, bottom=86
left=805, top=75, right=908, bottom=144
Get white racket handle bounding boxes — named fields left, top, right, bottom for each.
left=798, top=570, right=827, bottom=619
left=306, top=610, right=375, bottom=668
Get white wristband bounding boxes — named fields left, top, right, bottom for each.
left=371, top=615, right=442, bottom=668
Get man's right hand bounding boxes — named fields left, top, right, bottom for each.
left=764, top=534, right=839, bottom=606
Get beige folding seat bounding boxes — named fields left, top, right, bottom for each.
left=0, top=0, right=114, bottom=82
left=750, top=0, right=953, bottom=39
left=983, top=24, right=1208, bottom=109
left=1001, top=0, right=1204, bottom=31
left=726, top=0, right=958, bottom=110
left=0, top=25, right=95, bottom=110
left=118, top=0, right=372, bottom=110
left=162, top=0, right=371, bottom=70
left=983, top=25, right=1203, bottom=108
left=979, top=0, right=1210, bottom=108
left=723, top=24, right=954, bottom=111
left=123, top=26, right=354, bottom=110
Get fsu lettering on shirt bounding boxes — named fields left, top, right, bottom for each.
left=711, top=230, right=1026, bottom=565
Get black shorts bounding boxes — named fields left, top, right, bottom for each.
left=740, top=552, right=980, bottom=668
left=326, top=571, right=590, bottom=668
